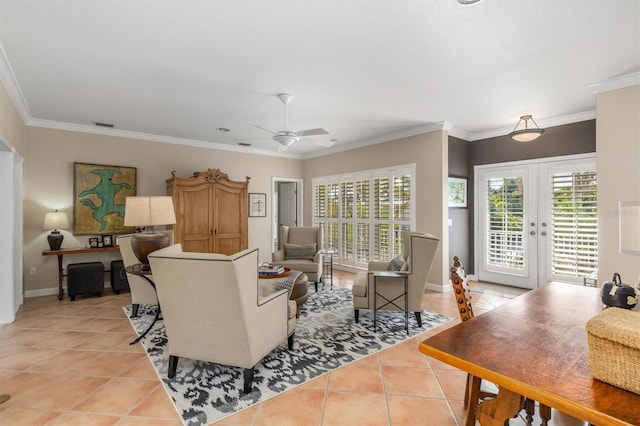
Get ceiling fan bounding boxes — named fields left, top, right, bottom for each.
left=253, top=93, right=332, bottom=152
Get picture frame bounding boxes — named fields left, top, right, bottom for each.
left=102, top=234, right=113, bottom=247
left=73, top=162, right=137, bottom=235
left=249, top=193, right=267, bottom=217
left=448, top=177, right=468, bottom=208
left=89, top=237, right=99, bottom=248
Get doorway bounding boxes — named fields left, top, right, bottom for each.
left=272, top=178, right=303, bottom=251
left=475, top=154, right=597, bottom=289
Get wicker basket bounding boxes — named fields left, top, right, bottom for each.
left=586, top=307, right=640, bottom=395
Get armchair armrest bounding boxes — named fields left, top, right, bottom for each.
left=313, top=251, right=323, bottom=263
left=273, top=249, right=285, bottom=262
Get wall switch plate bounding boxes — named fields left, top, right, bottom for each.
left=448, top=219, right=453, bottom=226
left=30, top=267, right=37, bottom=275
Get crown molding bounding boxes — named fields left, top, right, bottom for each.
left=26, top=118, right=303, bottom=159
left=586, top=71, right=640, bottom=94
left=0, top=41, right=32, bottom=123
left=464, top=110, right=596, bottom=142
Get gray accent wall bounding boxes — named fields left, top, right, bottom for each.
left=448, top=136, right=470, bottom=273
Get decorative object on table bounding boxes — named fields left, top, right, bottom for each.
left=508, top=114, right=545, bottom=142
left=448, top=176, right=467, bottom=208
left=42, top=210, right=70, bottom=250
left=124, top=196, right=176, bottom=267
left=125, top=287, right=451, bottom=425
left=586, top=307, right=640, bottom=395
left=619, top=200, right=640, bottom=255
left=249, top=192, right=266, bottom=217
left=73, top=162, right=136, bottom=235
left=88, top=237, right=99, bottom=248
left=166, top=169, right=249, bottom=254
left=601, top=273, right=637, bottom=309
left=102, top=234, right=113, bottom=247
left=258, top=262, right=285, bottom=276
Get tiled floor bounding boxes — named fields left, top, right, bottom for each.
left=0, top=271, right=531, bottom=425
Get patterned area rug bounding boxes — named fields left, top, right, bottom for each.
left=126, top=287, right=451, bottom=426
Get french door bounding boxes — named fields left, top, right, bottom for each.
left=475, top=155, right=597, bottom=289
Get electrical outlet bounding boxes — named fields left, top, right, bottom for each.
left=30, top=266, right=37, bottom=276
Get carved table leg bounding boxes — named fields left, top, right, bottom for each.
left=539, top=403, right=551, bottom=426
left=476, top=387, right=523, bottom=426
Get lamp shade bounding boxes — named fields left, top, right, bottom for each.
left=124, top=196, right=176, bottom=227
left=43, top=211, right=70, bottom=231
left=620, top=201, right=640, bottom=255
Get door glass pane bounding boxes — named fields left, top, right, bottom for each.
left=551, top=171, right=598, bottom=278
left=486, top=177, right=525, bottom=270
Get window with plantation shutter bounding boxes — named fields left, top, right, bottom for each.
left=486, top=176, right=525, bottom=270
left=313, top=165, right=415, bottom=269
left=550, top=171, right=598, bottom=278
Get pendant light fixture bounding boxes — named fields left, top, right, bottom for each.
left=508, top=114, right=545, bottom=142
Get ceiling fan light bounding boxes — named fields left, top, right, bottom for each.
left=508, top=114, right=545, bottom=142
left=274, top=134, right=299, bottom=146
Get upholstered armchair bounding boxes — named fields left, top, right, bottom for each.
left=271, top=225, right=323, bottom=291
left=352, top=231, right=439, bottom=327
left=118, top=233, right=160, bottom=318
left=148, top=244, right=296, bottom=394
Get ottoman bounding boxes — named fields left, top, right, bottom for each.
left=67, top=262, right=104, bottom=301
left=290, top=272, right=309, bottom=318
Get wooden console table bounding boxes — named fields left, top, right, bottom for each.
left=42, top=246, right=121, bottom=300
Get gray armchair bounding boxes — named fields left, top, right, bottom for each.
left=148, top=244, right=296, bottom=394
left=271, top=226, right=323, bottom=291
left=352, top=231, right=440, bottom=327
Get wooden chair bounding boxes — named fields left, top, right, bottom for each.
left=450, top=256, right=539, bottom=425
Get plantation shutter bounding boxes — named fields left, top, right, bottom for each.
left=550, top=171, right=598, bottom=278
left=486, top=176, right=525, bottom=270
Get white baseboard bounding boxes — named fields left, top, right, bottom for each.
left=425, top=282, right=450, bottom=293
left=24, top=282, right=113, bottom=299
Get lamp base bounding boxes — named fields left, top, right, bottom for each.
left=131, top=230, right=170, bottom=266
left=47, top=232, right=64, bottom=251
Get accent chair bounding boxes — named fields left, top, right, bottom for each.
left=148, top=244, right=296, bottom=394
left=118, top=233, right=161, bottom=317
left=351, top=231, right=439, bottom=327
left=271, top=225, right=323, bottom=291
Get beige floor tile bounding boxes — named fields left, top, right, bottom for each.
left=121, top=355, right=162, bottom=379
left=82, top=352, right=147, bottom=377
left=0, top=407, right=62, bottom=425
left=215, top=402, right=260, bottom=425
left=253, top=388, right=325, bottom=426
left=46, top=411, right=121, bottom=425
left=327, top=356, right=383, bottom=393
left=433, top=368, right=468, bottom=401
left=298, top=373, right=329, bottom=390
left=322, top=391, right=388, bottom=426
left=18, top=375, right=110, bottom=410
left=382, top=366, right=446, bottom=399
left=379, top=338, right=428, bottom=368
left=129, top=385, right=182, bottom=420
left=72, top=377, right=159, bottom=415
left=27, top=348, right=103, bottom=374
left=0, top=372, right=63, bottom=406
left=116, top=417, right=183, bottom=425
left=387, top=395, right=458, bottom=426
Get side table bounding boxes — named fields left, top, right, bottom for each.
left=125, top=264, right=161, bottom=345
left=321, top=250, right=334, bottom=289
left=373, top=271, right=409, bottom=335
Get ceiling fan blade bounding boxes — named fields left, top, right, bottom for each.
left=295, top=128, right=329, bottom=137
left=310, top=139, right=336, bottom=148
left=251, top=124, right=278, bottom=134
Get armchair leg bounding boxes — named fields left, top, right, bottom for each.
left=414, top=311, right=422, bottom=327
left=168, top=355, right=179, bottom=378
left=243, top=367, right=255, bottom=394
left=354, top=309, right=360, bottom=323
left=314, top=281, right=318, bottom=292
left=130, top=303, right=140, bottom=318
left=288, top=333, right=295, bottom=350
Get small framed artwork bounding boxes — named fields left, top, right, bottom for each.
left=448, top=177, right=468, bottom=208
left=102, top=235, right=113, bottom=247
left=249, top=193, right=267, bottom=217
left=115, top=235, right=120, bottom=246
left=89, top=237, right=99, bottom=248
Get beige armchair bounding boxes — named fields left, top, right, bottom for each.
left=118, top=233, right=159, bottom=318
left=148, top=244, right=296, bottom=394
left=271, top=226, right=323, bottom=291
left=351, top=231, right=439, bottom=327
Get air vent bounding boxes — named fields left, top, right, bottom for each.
left=238, top=142, right=252, bottom=147
left=94, top=122, right=114, bottom=128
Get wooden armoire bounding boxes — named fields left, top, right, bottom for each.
left=166, top=168, right=250, bottom=254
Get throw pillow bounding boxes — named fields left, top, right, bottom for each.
left=285, top=243, right=317, bottom=260
left=387, top=254, right=406, bottom=271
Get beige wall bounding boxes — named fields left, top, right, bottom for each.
left=24, top=127, right=303, bottom=295
left=0, top=82, right=26, bottom=153
left=304, top=131, right=449, bottom=290
left=596, top=84, right=640, bottom=286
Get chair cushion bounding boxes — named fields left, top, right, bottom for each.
left=285, top=243, right=316, bottom=260
left=387, top=255, right=406, bottom=271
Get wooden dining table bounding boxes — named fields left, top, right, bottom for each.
left=419, top=282, right=640, bottom=426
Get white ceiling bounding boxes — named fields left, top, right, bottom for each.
left=0, top=0, right=638, bottom=158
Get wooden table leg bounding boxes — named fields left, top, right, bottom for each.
left=465, top=375, right=482, bottom=426
left=476, top=387, right=523, bottom=426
